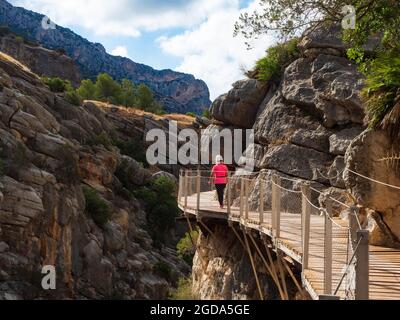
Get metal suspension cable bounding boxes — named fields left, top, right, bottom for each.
left=270, top=179, right=302, bottom=193
left=334, top=236, right=363, bottom=296
left=345, top=168, right=400, bottom=190
left=309, top=186, right=351, bottom=209
left=320, top=208, right=350, bottom=230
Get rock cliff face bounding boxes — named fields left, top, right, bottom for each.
left=0, top=34, right=81, bottom=85
left=193, top=224, right=302, bottom=300
left=0, top=52, right=190, bottom=300
left=345, top=129, right=400, bottom=248
left=193, top=25, right=371, bottom=299
left=0, top=0, right=211, bottom=114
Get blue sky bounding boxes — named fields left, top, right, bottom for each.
left=10, top=0, right=276, bottom=100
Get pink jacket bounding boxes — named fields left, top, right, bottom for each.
left=212, top=164, right=229, bottom=184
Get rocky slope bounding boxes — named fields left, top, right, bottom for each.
left=0, top=0, right=211, bottom=114
left=0, top=33, right=81, bottom=85
left=193, top=24, right=395, bottom=299
left=0, top=52, right=191, bottom=300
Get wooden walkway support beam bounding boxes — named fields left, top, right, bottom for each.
left=196, top=169, right=201, bottom=213
left=248, top=233, right=286, bottom=300
left=243, top=230, right=264, bottom=300
left=245, top=178, right=250, bottom=221
left=239, top=177, right=244, bottom=219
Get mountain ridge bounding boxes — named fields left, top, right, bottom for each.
left=0, top=0, right=211, bottom=114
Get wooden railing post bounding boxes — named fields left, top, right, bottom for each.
left=196, top=169, right=201, bottom=213
left=227, top=172, right=232, bottom=216
left=349, top=206, right=359, bottom=247
left=259, top=176, right=264, bottom=225
left=272, top=175, right=282, bottom=238
left=355, top=229, right=369, bottom=300
left=184, top=170, right=188, bottom=212
left=301, top=183, right=311, bottom=271
left=324, top=200, right=333, bottom=295
left=245, top=178, right=249, bottom=221
left=275, top=176, right=281, bottom=238
left=239, top=177, right=244, bottom=219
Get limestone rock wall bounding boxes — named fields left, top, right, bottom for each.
left=0, top=52, right=189, bottom=300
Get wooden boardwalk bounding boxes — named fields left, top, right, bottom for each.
left=180, top=190, right=400, bottom=300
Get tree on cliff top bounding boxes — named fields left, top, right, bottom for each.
left=75, top=73, right=164, bottom=114
left=235, top=0, right=400, bottom=137
left=234, top=0, right=400, bottom=49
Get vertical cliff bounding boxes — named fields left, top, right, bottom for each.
left=0, top=52, right=190, bottom=300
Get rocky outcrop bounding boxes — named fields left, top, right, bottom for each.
left=210, top=79, right=269, bottom=128
left=0, top=52, right=190, bottom=300
left=195, top=24, right=368, bottom=299
left=0, top=34, right=81, bottom=85
left=345, top=129, right=400, bottom=248
left=0, top=0, right=211, bottom=114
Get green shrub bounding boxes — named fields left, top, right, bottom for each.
left=15, top=35, right=24, bottom=43
left=253, top=38, right=299, bottom=82
left=202, top=108, right=211, bottom=119
left=83, top=186, right=111, bottom=228
left=361, top=52, right=400, bottom=135
left=56, top=144, right=79, bottom=184
left=77, top=79, right=97, bottom=100
left=0, top=26, right=10, bottom=36
left=134, top=176, right=178, bottom=246
left=113, top=137, right=148, bottom=167
left=13, top=142, right=28, bottom=168
left=186, top=112, right=196, bottom=118
left=154, top=261, right=172, bottom=281
left=177, top=229, right=199, bottom=265
left=43, top=77, right=70, bottom=93
left=87, top=132, right=112, bottom=148
left=170, top=278, right=196, bottom=300
left=75, top=74, right=164, bottom=113
left=65, top=89, right=82, bottom=106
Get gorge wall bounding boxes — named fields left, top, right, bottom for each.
left=193, top=24, right=400, bottom=299
left=193, top=223, right=304, bottom=300
left=0, top=52, right=191, bottom=300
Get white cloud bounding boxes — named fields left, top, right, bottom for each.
left=111, top=46, right=129, bottom=58
left=157, top=0, right=276, bottom=100
left=10, top=0, right=233, bottom=37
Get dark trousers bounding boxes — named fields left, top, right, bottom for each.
left=215, top=184, right=226, bottom=206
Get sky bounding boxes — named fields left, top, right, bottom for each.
left=9, top=0, right=276, bottom=100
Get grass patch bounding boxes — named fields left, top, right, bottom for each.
left=83, top=186, right=111, bottom=228
left=251, top=38, right=299, bottom=82
left=170, top=277, right=196, bottom=300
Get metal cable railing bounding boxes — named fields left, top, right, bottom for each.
left=178, top=169, right=371, bottom=300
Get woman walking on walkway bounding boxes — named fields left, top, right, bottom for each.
left=211, top=155, right=229, bottom=209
